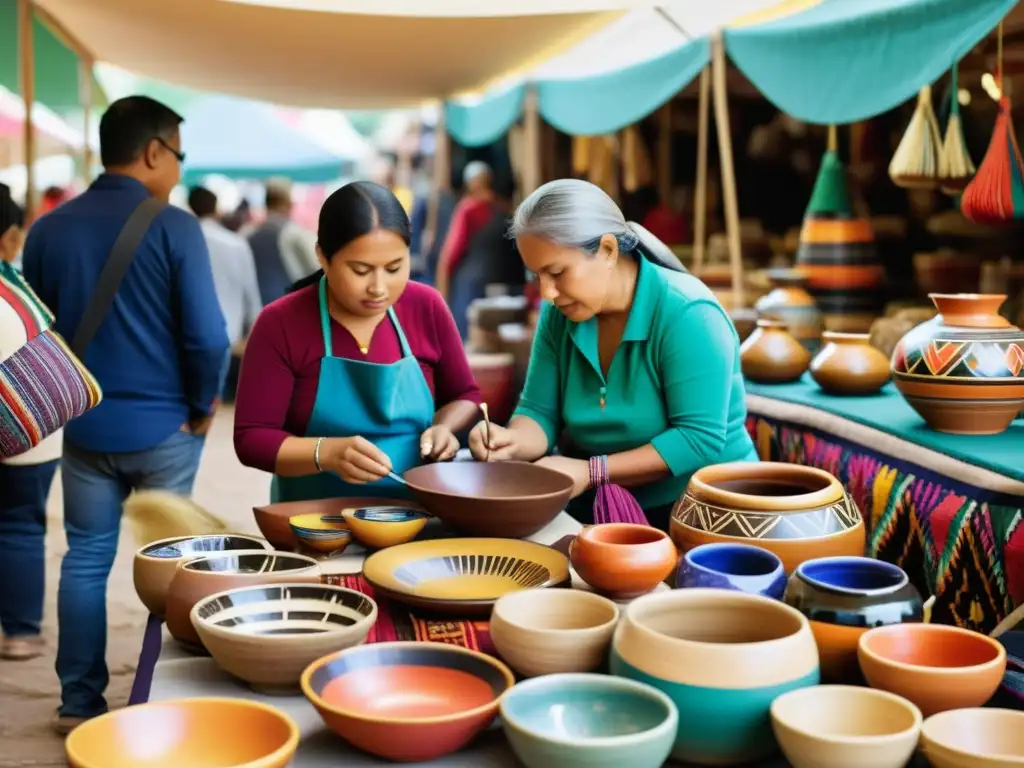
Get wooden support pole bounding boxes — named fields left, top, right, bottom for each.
left=521, top=86, right=541, bottom=196
left=424, top=107, right=450, bottom=257
left=711, top=32, right=744, bottom=309
left=657, top=102, right=673, bottom=204
left=79, top=56, right=94, bottom=183
left=692, top=66, right=710, bottom=272
left=18, top=0, right=36, bottom=222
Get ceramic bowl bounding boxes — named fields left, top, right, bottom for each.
left=288, top=513, right=354, bottom=554
left=610, top=588, right=820, bottom=765
left=65, top=697, right=299, bottom=767
left=920, top=708, right=1024, bottom=767
left=770, top=685, right=922, bottom=768
left=490, top=588, right=619, bottom=678
left=500, top=673, right=678, bottom=768
left=343, top=506, right=429, bottom=549
left=676, top=542, right=786, bottom=599
left=191, top=583, right=377, bottom=694
left=301, top=641, right=515, bottom=762
left=404, top=461, right=572, bottom=538
left=570, top=524, right=677, bottom=599
left=362, top=537, right=570, bottom=616
left=132, top=534, right=271, bottom=616
left=165, top=550, right=321, bottom=650
left=253, top=496, right=415, bottom=548
left=858, top=623, right=1007, bottom=716
left=785, top=556, right=923, bottom=682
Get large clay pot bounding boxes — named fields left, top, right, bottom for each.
left=891, top=293, right=1024, bottom=434
left=754, top=269, right=824, bottom=353
left=810, top=331, right=892, bottom=395
left=670, top=462, right=866, bottom=574
left=610, top=589, right=820, bottom=765
left=740, top=319, right=811, bottom=383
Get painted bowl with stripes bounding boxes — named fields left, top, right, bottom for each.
left=190, top=583, right=377, bottom=695
left=289, top=513, right=354, bottom=554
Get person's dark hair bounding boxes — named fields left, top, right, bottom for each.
left=265, top=184, right=291, bottom=210
left=187, top=186, right=217, bottom=218
left=290, top=180, right=411, bottom=293
left=99, top=96, right=183, bottom=168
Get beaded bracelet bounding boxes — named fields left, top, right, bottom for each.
left=588, top=455, right=609, bottom=489
left=313, top=437, right=325, bottom=473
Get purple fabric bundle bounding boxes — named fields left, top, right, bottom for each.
left=589, top=455, right=650, bottom=526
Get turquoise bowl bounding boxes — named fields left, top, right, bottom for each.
left=500, top=673, right=677, bottom=768
left=610, top=588, right=820, bottom=765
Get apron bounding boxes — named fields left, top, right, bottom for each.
left=270, top=277, right=435, bottom=503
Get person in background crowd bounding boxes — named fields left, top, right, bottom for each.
left=188, top=186, right=262, bottom=402
left=435, top=162, right=496, bottom=307
left=409, top=187, right=456, bottom=287
left=246, top=177, right=319, bottom=306
left=641, top=186, right=690, bottom=246
left=39, top=186, right=70, bottom=217
left=221, top=198, right=251, bottom=234
left=21, top=95, right=229, bottom=734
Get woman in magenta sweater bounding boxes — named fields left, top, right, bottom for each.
left=234, top=181, right=482, bottom=502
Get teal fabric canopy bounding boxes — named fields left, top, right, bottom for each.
left=444, top=85, right=525, bottom=149
left=725, top=0, right=1017, bottom=124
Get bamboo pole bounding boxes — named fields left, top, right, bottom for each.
left=521, top=86, right=542, bottom=196
left=657, top=102, right=673, bottom=203
left=18, top=0, right=36, bottom=222
left=79, top=55, right=94, bottom=183
left=692, top=66, right=710, bottom=272
left=711, top=32, right=743, bottom=308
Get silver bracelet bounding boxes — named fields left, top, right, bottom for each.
left=313, top=437, right=325, bottom=473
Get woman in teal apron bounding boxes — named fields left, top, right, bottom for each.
left=233, top=181, right=483, bottom=503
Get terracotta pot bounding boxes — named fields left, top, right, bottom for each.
left=810, top=331, right=892, bottom=395
left=610, top=589, right=820, bottom=765
left=783, top=557, right=923, bottom=682
left=740, top=319, right=812, bottom=383
left=857, top=623, right=1006, bottom=716
left=892, top=293, right=1024, bottom=434
left=754, top=268, right=825, bottom=353
left=919, top=708, right=1024, bottom=768
left=670, top=462, right=866, bottom=574
left=164, top=550, right=320, bottom=651
left=569, top=524, right=677, bottom=600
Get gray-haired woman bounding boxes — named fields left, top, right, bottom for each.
left=467, top=179, right=757, bottom=530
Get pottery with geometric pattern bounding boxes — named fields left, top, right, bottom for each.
left=891, top=293, right=1024, bottom=435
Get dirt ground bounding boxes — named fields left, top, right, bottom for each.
left=0, top=407, right=268, bottom=767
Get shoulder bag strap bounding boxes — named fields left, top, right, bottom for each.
left=70, top=196, right=166, bottom=359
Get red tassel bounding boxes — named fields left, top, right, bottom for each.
left=961, top=97, right=1024, bottom=224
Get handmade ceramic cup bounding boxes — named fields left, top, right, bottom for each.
left=784, top=556, right=923, bottom=682
left=919, top=708, right=1024, bottom=768
left=570, top=524, right=677, bottom=599
left=770, top=685, right=922, bottom=768
left=500, top=673, right=678, bottom=768
left=676, top=542, right=786, bottom=599
left=343, top=506, right=429, bottom=549
left=610, top=588, right=820, bottom=765
left=490, top=588, right=619, bottom=678
left=858, top=624, right=1007, bottom=716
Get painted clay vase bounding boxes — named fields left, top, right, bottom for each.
left=610, top=589, right=820, bottom=765
left=810, top=332, right=892, bottom=395
left=783, top=556, right=923, bottom=682
left=892, top=293, right=1024, bottom=434
left=570, top=524, right=677, bottom=599
left=670, top=462, right=865, bottom=574
left=676, top=542, right=786, bottom=599
left=754, top=269, right=824, bottom=354
left=740, top=319, right=811, bottom=383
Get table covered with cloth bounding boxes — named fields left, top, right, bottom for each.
left=745, top=374, right=1024, bottom=634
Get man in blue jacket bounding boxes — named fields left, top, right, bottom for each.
left=21, top=95, right=229, bottom=734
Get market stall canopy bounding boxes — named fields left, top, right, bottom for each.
left=29, top=0, right=624, bottom=108
left=179, top=95, right=351, bottom=184
left=0, top=84, right=88, bottom=166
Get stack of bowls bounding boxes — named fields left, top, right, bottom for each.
left=289, top=513, right=353, bottom=554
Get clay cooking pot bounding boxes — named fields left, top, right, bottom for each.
left=570, top=523, right=677, bottom=599
left=810, top=332, right=892, bottom=395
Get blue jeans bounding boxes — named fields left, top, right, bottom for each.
left=0, top=460, right=59, bottom=638
left=57, top=430, right=204, bottom=718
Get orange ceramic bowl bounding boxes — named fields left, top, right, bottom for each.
left=301, top=641, right=515, bottom=762
left=570, top=524, right=677, bottom=599
left=858, top=624, right=1006, bottom=716
left=65, top=697, right=299, bottom=767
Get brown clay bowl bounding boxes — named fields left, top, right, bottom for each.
left=858, top=624, right=1007, bottom=716
left=65, top=697, right=299, bottom=767
left=165, top=550, right=321, bottom=651
left=403, top=462, right=572, bottom=538
left=301, top=641, right=515, bottom=762
left=920, top=708, right=1024, bottom=767
left=569, top=524, right=678, bottom=599
left=132, top=534, right=271, bottom=617
left=253, top=496, right=417, bottom=548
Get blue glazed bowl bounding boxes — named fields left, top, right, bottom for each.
left=500, top=673, right=677, bottom=768
left=677, top=543, right=786, bottom=599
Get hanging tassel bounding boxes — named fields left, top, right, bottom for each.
left=889, top=85, right=943, bottom=189
left=572, top=136, right=590, bottom=176
left=960, top=95, right=1024, bottom=224
left=939, top=62, right=976, bottom=194
left=588, top=456, right=650, bottom=526
left=123, top=490, right=230, bottom=546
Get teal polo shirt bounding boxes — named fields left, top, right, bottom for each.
left=514, top=255, right=757, bottom=509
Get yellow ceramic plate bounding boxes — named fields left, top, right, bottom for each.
left=362, top=538, right=570, bottom=616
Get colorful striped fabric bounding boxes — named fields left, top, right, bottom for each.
left=0, top=261, right=53, bottom=342
left=0, top=330, right=102, bottom=458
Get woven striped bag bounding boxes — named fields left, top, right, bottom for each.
left=0, top=261, right=102, bottom=459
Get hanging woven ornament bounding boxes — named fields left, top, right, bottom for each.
left=959, top=95, right=1024, bottom=224
left=939, top=62, right=976, bottom=194
left=889, top=85, right=943, bottom=189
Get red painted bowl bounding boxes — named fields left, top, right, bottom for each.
left=301, top=641, right=514, bottom=762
